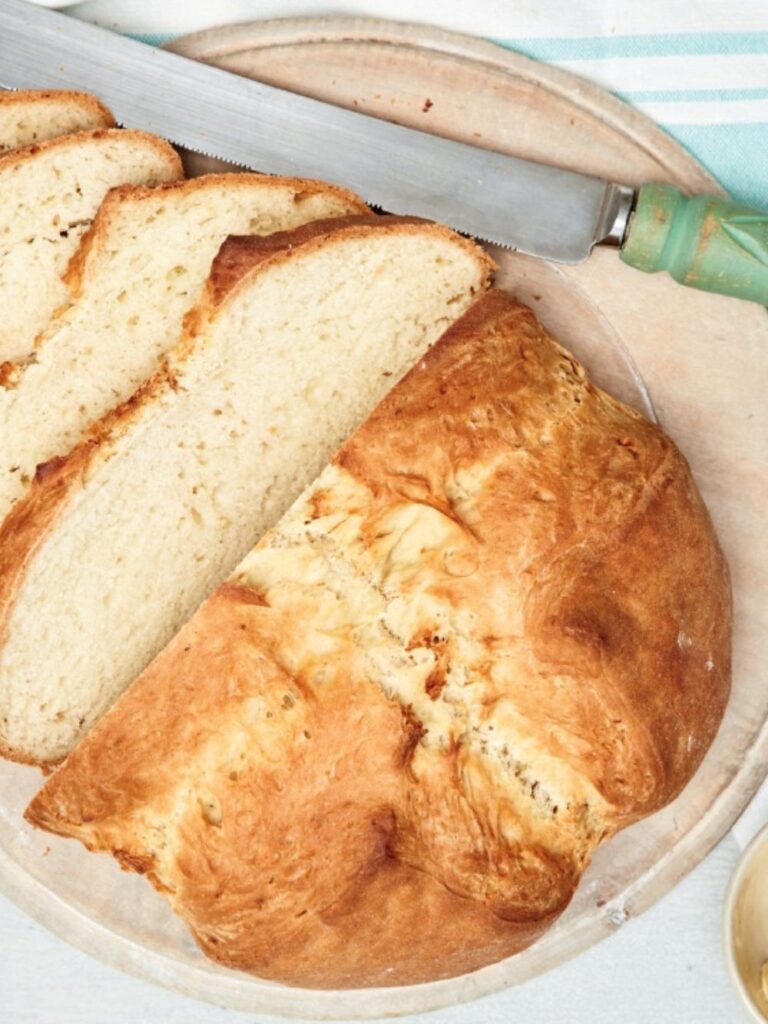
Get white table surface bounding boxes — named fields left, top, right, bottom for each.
left=0, top=834, right=751, bottom=1024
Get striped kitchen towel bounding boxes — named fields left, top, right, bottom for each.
left=31, top=0, right=768, bottom=207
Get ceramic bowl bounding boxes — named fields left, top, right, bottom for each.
left=725, top=823, right=768, bottom=1023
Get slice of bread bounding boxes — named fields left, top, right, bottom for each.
left=25, top=290, right=730, bottom=987
left=0, top=173, right=368, bottom=522
left=0, top=215, right=493, bottom=765
left=0, top=90, right=115, bottom=154
left=0, top=128, right=182, bottom=364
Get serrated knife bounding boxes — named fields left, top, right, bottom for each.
left=1, top=0, right=766, bottom=304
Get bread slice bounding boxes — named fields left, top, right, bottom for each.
left=0, top=90, right=115, bottom=154
left=26, top=290, right=730, bottom=987
left=0, top=215, right=492, bottom=765
left=0, top=128, right=182, bottom=364
left=0, top=173, right=368, bottom=522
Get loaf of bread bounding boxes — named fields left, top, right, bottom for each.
left=0, top=90, right=114, bottom=153
left=0, top=173, right=368, bottom=522
left=0, top=129, right=182, bottom=364
left=27, top=289, right=731, bottom=988
left=0, top=215, right=492, bottom=765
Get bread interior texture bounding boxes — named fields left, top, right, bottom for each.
left=0, top=131, right=180, bottom=363
left=0, top=176, right=364, bottom=518
left=0, top=228, right=487, bottom=762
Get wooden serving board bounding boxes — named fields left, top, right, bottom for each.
left=1, top=17, right=766, bottom=1020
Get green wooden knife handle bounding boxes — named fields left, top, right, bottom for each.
left=620, top=183, right=768, bottom=304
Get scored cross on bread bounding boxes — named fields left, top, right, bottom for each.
left=27, top=290, right=730, bottom=987
left=0, top=215, right=493, bottom=765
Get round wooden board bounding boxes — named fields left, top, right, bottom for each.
left=1, top=16, right=766, bottom=1021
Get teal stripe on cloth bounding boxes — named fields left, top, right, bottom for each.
left=139, top=30, right=768, bottom=60
left=667, top=124, right=767, bottom=207
left=133, top=32, right=174, bottom=46
left=493, top=37, right=767, bottom=204
left=493, top=32, right=768, bottom=60
left=620, top=88, right=768, bottom=102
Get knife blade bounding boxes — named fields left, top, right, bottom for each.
left=0, top=0, right=633, bottom=263
left=3, top=0, right=767, bottom=305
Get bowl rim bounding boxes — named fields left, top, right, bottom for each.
left=723, top=821, right=768, bottom=1023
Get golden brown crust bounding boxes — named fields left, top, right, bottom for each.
left=0, top=89, right=115, bottom=128
left=180, top=215, right=493, bottom=346
left=181, top=216, right=493, bottom=360
left=27, top=290, right=730, bottom=985
left=208, top=214, right=418, bottom=303
left=207, top=214, right=494, bottom=307
left=334, top=289, right=731, bottom=819
left=26, top=585, right=555, bottom=986
left=62, top=173, right=370, bottom=296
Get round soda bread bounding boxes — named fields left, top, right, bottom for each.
left=26, top=288, right=730, bottom=987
